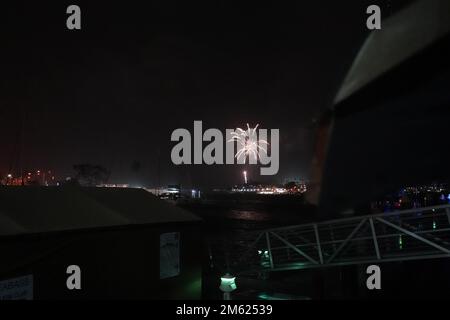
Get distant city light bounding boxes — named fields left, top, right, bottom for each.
left=231, top=180, right=306, bottom=195
left=275, top=188, right=287, bottom=194
left=100, top=184, right=130, bottom=188
left=1, top=169, right=59, bottom=186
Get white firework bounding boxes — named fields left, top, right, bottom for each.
left=227, top=123, right=269, bottom=163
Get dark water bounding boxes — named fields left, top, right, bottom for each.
left=179, top=194, right=317, bottom=237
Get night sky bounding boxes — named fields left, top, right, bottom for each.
left=0, top=1, right=409, bottom=188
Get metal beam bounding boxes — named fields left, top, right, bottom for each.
left=265, top=232, right=274, bottom=269
left=314, top=224, right=324, bottom=264
left=259, top=204, right=450, bottom=233
left=369, top=218, right=381, bottom=259
left=376, top=217, right=450, bottom=254
left=270, top=231, right=319, bottom=264
left=237, top=253, right=450, bottom=275
left=327, top=219, right=367, bottom=263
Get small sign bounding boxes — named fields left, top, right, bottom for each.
left=160, top=232, right=180, bottom=279
left=0, top=275, right=33, bottom=300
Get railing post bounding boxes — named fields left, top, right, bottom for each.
left=446, top=207, right=450, bottom=225
left=265, top=232, right=274, bottom=269
left=314, top=224, right=324, bottom=264
left=369, top=218, right=381, bottom=260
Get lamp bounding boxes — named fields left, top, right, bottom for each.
left=219, top=273, right=237, bottom=300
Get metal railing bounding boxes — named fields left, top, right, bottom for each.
left=211, top=204, right=450, bottom=274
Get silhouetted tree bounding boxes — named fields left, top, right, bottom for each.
left=61, top=177, right=81, bottom=187
left=73, top=164, right=110, bottom=186
left=284, top=181, right=297, bottom=189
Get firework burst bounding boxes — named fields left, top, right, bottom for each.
left=227, top=123, right=269, bottom=163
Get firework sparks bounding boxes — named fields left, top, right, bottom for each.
left=227, top=123, right=269, bottom=163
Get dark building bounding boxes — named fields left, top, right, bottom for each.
left=303, top=0, right=450, bottom=300
left=0, top=186, right=203, bottom=300
left=307, top=0, right=450, bottom=218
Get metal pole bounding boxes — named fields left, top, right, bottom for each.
left=369, top=218, right=381, bottom=260
left=265, top=232, right=274, bottom=269
left=314, top=224, right=324, bottom=264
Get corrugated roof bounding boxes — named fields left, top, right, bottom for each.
left=0, top=186, right=201, bottom=237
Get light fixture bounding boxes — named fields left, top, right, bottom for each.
left=219, top=273, right=237, bottom=300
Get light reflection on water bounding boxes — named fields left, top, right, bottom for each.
left=227, top=210, right=271, bottom=221
left=182, top=200, right=314, bottom=235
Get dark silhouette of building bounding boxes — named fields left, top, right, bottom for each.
left=0, top=186, right=203, bottom=299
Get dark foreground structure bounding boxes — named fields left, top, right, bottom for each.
left=0, top=186, right=203, bottom=299
left=307, top=0, right=450, bottom=219
left=300, top=0, right=450, bottom=298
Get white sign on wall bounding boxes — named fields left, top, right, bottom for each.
left=160, top=232, right=180, bottom=279
left=0, top=275, right=33, bottom=300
